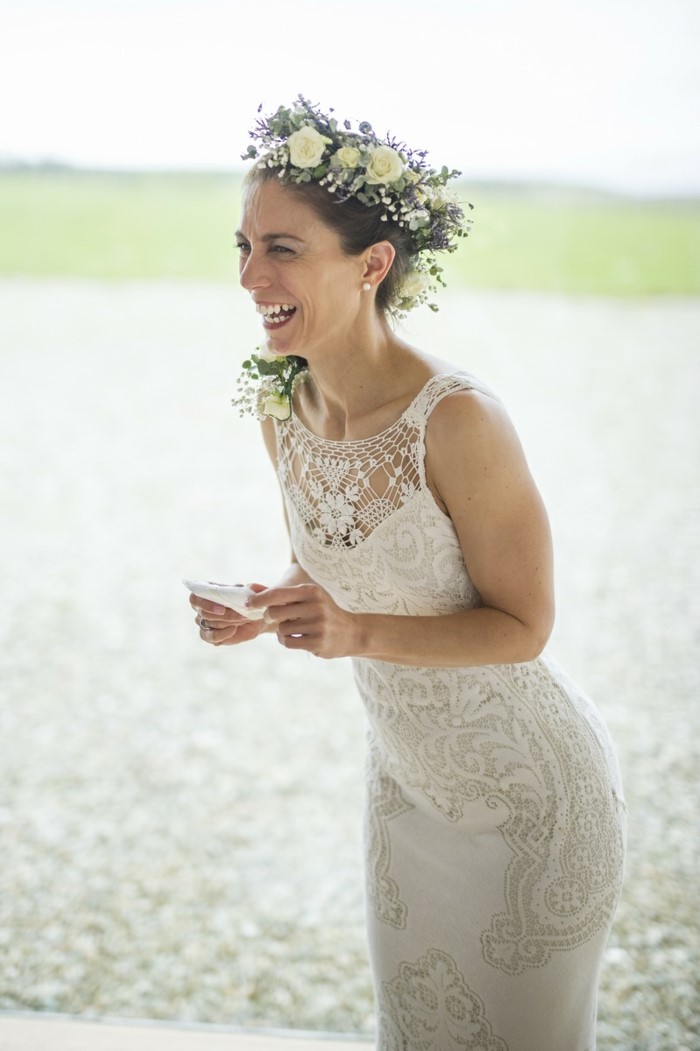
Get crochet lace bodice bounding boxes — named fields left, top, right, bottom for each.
left=275, top=372, right=494, bottom=617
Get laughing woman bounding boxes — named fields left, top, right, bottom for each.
left=189, top=98, right=625, bottom=1051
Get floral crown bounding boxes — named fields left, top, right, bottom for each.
left=233, top=97, right=472, bottom=422
left=242, top=95, right=472, bottom=317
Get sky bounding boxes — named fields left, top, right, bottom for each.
left=1, top=0, right=698, bottom=196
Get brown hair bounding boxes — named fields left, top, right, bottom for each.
left=244, top=166, right=417, bottom=313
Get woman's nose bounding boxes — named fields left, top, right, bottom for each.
left=239, top=251, right=271, bottom=292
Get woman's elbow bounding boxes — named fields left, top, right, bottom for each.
left=510, top=602, right=554, bottom=662
left=525, top=608, right=555, bottom=660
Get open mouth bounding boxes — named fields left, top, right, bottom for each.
left=256, top=303, right=297, bottom=328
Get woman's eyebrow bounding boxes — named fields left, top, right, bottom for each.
left=235, top=230, right=305, bottom=243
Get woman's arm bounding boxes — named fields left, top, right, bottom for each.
left=250, top=390, right=555, bottom=667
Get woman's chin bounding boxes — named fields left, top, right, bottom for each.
left=264, top=331, right=300, bottom=358
left=264, top=338, right=293, bottom=358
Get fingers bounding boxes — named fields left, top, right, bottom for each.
left=246, top=583, right=317, bottom=614
left=249, top=586, right=323, bottom=646
left=201, top=622, right=237, bottom=644
left=196, top=613, right=225, bottom=638
left=262, top=607, right=312, bottom=636
left=189, top=585, right=271, bottom=648
left=191, top=582, right=324, bottom=648
left=197, top=613, right=261, bottom=646
left=195, top=607, right=235, bottom=634
left=189, top=594, right=249, bottom=627
left=277, top=632, right=314, bottom=651
left=189, top=594, right=230, bottom=616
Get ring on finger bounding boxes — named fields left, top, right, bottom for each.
left=200, top=619, right=210, bottom=631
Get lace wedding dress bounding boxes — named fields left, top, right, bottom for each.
left=275, top=372, right=626, bottom=1051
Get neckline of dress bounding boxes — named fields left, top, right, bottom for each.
left=287, top=370, right=467, bottom=448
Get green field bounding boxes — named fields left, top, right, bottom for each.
left=1, top=170, right=698, bottom=294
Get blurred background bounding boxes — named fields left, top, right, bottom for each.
left=2, top=0, right=699, bottom=288
left=1, top=0, right=698, bottom=1047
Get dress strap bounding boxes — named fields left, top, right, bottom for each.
left=411, top=371, right=499, bottom=422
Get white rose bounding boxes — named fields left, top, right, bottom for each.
left=260, top=392, right=292, bottom=420
left=333, top=145, right=361, bottom=168
left=286, top=125, right=331, bottom=168
left=365, top=145, right=404, bottom=185
left=257, top=346, right=284, bottom=363
left=399, top=271, right=430, bottom=300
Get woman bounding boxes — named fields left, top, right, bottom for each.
left=189, top=98, right=625, bottom=1050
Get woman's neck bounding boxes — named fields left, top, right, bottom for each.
left=297, top=319, right=430, bottom=440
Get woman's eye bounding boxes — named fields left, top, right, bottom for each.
left=235, top=243, right=292, bottom=255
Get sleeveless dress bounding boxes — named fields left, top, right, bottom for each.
left=275, top=372, right=626, bottom=1051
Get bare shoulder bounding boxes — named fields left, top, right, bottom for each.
left=424, top=385, right=540, bottom=521
left=427, top=386, right=527, bottom=468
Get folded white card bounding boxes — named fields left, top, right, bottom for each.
left=182, top=579, right=266, bottom=620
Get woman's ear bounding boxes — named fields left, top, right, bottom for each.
left=362, top=241, right=396, bottom=286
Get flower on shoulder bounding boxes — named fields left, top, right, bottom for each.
left=257, top=346, right=285, bottom=363
left=232, top=352, right=307, bottom=420
left=365, top=145, right=404, bottom=185
left=259, top=391, right=292, bottom=420
left=287, top=125, right=332, bottom=168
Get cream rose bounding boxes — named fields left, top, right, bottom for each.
left=333, top=145, right=361, bottom=168
left=365, top=145, right=404, bottom=185
left=286, top=125, right=331, bottom=168
left=257, top=346, right=284, bottom=363
left=259, top=392, right=292, bottom=420
left=399, top=271, right=430, bottom=300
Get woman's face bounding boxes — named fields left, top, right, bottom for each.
left=237, top=179, right=368, bottom=359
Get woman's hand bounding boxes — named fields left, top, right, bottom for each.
left=189, top=583, right=269, bottom=646
left=247, top=583, right=361, bottom=660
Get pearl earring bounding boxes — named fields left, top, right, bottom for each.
left=362, top=282, right=371, bottom=292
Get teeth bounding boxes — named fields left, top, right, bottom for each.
left=255, top=303, right=295, bottom=316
